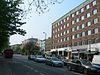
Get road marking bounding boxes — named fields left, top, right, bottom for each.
left=34, top=70, right=39, bottom=72
left=40, top=73, right=45, bottom=75
left=23, top=64, right=34, bottom=70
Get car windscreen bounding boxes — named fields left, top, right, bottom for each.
left=81, top=60, right=92, bottom=66
left=52, top=57, right=61, bottom=61
left=36, top=55, right=44, bottom=58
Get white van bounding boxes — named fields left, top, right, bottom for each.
left=92, top=55, right=100, bottom=67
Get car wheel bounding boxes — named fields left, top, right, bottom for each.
left=84, top=69, right=88, bottom=75
left=51, top=63, right=54, bottom=67
left=68, top=66, right=72, bottom=71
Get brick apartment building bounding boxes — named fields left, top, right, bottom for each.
left=51, top=0, right=100, bottom=59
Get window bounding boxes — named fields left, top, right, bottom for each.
left=61, top=39, right=62, bottom=42
left=61, top=26, right=62, bottom=30
left=94, top=18, right=98, bottom=24
left=67, top=30, right=69, bottom=34
left=81, top=16, right=84, bottom=20
left=58, top=28, right=59, bottom=31
left=76, top=18, right=79, bottom=22
left=87, top=13, right=90, bottom=18
left=95, top=28, right=98, bottom=33
left=55, top=29, right=57, bottom=32
left=58, top=40, right=59, bottom=43
left=67, top=37, right=69, bottom=41
left=72, top=35, right=75, bottom=39
left=64, top=19, right=66, bottom=22
left=77, top=34, right=80, bottom=38
left=77, top=26, right=79, bottom=30
left=61, top=33, right=63, bottom=36
left=82, top=24, right=85, bottom=29
left=93, top=9, right=97, bottom=15
left=64, top=25, right=66, bottom=28
left=72, top=20, right=75, bottom=24
left=72, top=28, right=75, bottom=32
left=64, top=31, right=66, bottom=35
left=67, top=23, right=69, bottom=27
left=86, top=5, right=90, bottom=10
left=55, top=35, right=57, bottom=38
left=88, top=30, right=91, bottom=35
left=67, top=17, right=69, bottom=20
left=58, top=22, right=60, bottom=25
left=87, top=21, right=91, bottom=26
left=81, top=8, right=84, bottom=13
left=79, top=33, right=82, bottom=37
left=72, top=14, right=74, bottom=17
left=61, top=20, right=63, bottom=24
left=93, top=0, right=96, bottom=6
left=76, top=11, right=79, bottom=15
left=64, top=38, right=66, bottom=42
left=82, top=32, right=85, bottom=37
left=58, top=34, right=59, bottom=37
left=56, top=24, right=57, bottom=27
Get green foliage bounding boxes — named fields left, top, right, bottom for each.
left=22, top=42, right=40, bottom=55
left=0, top=0, right=26, bottom=51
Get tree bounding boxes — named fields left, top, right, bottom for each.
left=22, top=41, right=40, bottom=55
left=0, top=0, right=64, bottom=51
left=0, top=0, right=26, bottom=51
left=22, top=0, right=64, bottom=16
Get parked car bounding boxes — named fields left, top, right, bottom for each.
left=35, top=55, right=46, bottom=63
left=3, top=49, right=13, bottom=58
left=57, top=56, right=68, bottom=66
left=67, top=59, right=100, bottom=75
left=28, top=55, right=36, bottom=60
left=45, top=57, right=64, bottom=67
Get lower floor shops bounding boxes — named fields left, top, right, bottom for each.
left=49, top=43, right=100, bottom=61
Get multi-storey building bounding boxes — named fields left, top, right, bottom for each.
left=51, top=0, right=100, bottom=59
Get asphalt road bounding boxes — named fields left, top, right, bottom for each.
left=0, top=54, right=83, bottom=75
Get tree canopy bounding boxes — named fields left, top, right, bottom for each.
left=0, top=0, right=26, bottom=51
left=0, top=0, right=64, bottom=51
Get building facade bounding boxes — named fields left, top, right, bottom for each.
left=51, top=0, right=100, bottom=59
left=38, top=40, right=45, bottom=52
left=45, top=37, right=52, bottom=52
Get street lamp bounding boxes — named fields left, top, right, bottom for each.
left=43, top=32, right=47, bottom=54
left=43, top=32, right=47, bottom=41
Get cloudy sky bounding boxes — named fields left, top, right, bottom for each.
left=10, top=0, right=84, bottom=45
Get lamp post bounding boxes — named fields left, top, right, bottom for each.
left=43, top=32, right=47, bottom=54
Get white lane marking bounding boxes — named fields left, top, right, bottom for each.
left=23, top=64, right=34, bottom=70
left=34, top=70, right=39, bottom=72
left=40, top=73, right=45, bottom=75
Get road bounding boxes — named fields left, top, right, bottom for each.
left=0, top=54, right=83, bottom=75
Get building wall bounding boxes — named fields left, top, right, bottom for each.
left=45, top=37, right=52, bottom=51
left=38, top=40, right=45, bottom=51
left=52, top=0, right=100, bottom=51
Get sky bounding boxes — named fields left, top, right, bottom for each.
left=10, top=0, right=84, bottom=45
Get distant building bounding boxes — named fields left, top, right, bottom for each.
left=38, top=40, right=45, bottom=52
left=45, top=37, right=52, bottom=52
left=51, top=0, right=100, bottom=59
